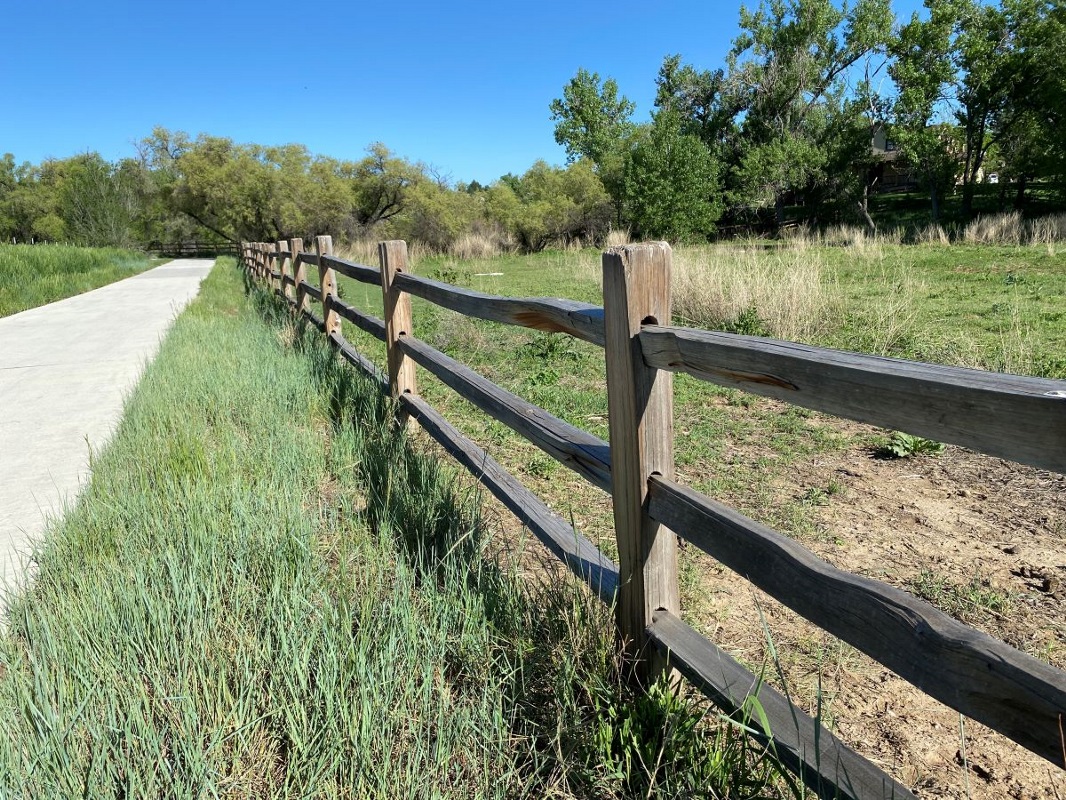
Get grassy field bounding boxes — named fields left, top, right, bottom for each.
left=329, top=236, right=1065, bottom=539
left=319, top=236, right=1065, bottom=795
left=0, top=260, right=791, bottom=799
left=0, top=244, right=163, bottom=317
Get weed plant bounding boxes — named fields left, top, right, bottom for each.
left=0, top=261, right=790, bottom=798
left=0, top=244, right=159, bottom=317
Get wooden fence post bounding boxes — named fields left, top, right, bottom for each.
left=290, top=238, right=305, bottom=312
left=379, top=240, right=418, bottom=415
left=315, top=235, right=339, bottom=337
left=266, top=242, right=277, bottom=293
left=276, top=240, right=291, bottom=301
left=602, top=242, right=679, bottom=683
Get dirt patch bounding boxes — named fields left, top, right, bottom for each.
left=683, top=426, right=1066, bottom=799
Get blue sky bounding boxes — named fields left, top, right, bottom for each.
left=2, top=0, right=923, bottom=184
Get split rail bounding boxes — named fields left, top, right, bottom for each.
left=241, top=236, right=1066, bottom=799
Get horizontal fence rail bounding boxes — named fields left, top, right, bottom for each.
left=640, top=326, right=1066, bottom=473
left=240, top=238, right=1066, bottom=799
left=149, top=241, right=239, bottom=258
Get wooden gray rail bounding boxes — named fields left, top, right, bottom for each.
left=647, top=475, right=1066, bottom=765
left=393, top=271, right=606, bottom=346
left=240, top=237, right=1066, bottom=798
left=647, top=610, right=916, bottom=799
left=397, top=334, right=612, bottom=492
left=640, top=326, right=1066, bottom=473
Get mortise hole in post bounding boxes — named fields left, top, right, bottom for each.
left=641, top=315, right=658, bottom=326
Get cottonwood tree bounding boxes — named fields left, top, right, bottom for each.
left=549, top=69, right=636, bottom=211
left=888, top=0, right=960, bottom=221
left=623, top=110, right=723, bottom=242
left=726, top=0, right=893, bottom=226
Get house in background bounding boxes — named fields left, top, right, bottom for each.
left=869, top=125, right=918, bottom=192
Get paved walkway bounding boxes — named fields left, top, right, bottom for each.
left=0, top=259, right=215, bottom=593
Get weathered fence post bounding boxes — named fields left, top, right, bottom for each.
left=266, top=242, right=277, bottom=293
left=602, top=242, right=679, bottom=683
left=290, top=238, right=305, bottom=312
left=255, top=242, right=265, bottom=281
left=378, top=240, right=418, bottom=418
left=315, top=235, right=339, bottom=337
left=276, top=240, right=291, bottom=301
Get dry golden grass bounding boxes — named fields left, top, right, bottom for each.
left=671, top=244, right=841, bottom=341
left=449, top=231, right=508, bottom=260
left=914, top=222, right=951, bottom=245
left=963, top=211, right=1025, bottom=245
left=604, top=227, right=632, bottom=249
left=335, top=238, right=432, bottom=268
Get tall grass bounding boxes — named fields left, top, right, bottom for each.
left=672, top=245, right=841, bottom=341
left=0, top=244, right=156, bottom=317
left=0, top=260, right=788, bottom=798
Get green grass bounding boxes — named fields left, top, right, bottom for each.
left=0, top=260, right=789, bottom=798
left=0, top=244, right=163, bottom=317
left=323, top=238, right=1064, bottom=638
left=329, top=240, right=1064, bottom=523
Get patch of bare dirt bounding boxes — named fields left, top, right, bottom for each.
left=683, top=428, right=1066, bottom=799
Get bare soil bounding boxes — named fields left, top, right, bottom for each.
left=680, top=415, right=1066, bottom=800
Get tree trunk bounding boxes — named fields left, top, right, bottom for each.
left=962, top=181, right=976, bottom=219
left=858, top=184, right=876, bottom=233
left=1013, top=175, right=1028, bottom=211
left=775, top=194, right=785, bottom=231
left=930, top=183, right=941, bottom=223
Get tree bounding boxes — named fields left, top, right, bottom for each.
left=995, top=0, right=1066, bottom=207
left=485, top=160, right=612, bottom=251
left=888, top=0, right=960, bottom=221
left=622, top=110, right=723, bottom=242
left=550, top=68, right=636, bottom=165
left=550, top=69, right=636, bottom=212
left=59, top=153, right=138, bottom=247
left=349, top=143, right=424, bottom=232
left=726, top=0, right=893, bottom=226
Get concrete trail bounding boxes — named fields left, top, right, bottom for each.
left=0, top=259, right=215, bottom=594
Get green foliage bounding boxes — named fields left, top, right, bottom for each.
left=486, top=159, right=613, bottom=250
left=550, top=68, right=636, bottom=167
left=727, top=303, right=773, bottom=337
left=623, top=110, right=723, bottom=242
left=58, top=153, right=137, bottom=247
left=726, top=0, right=893, bottom=224
left=878, top=431, right=946, bottom=458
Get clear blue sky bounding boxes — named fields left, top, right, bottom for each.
left=1, top=0, right=923, bottom=185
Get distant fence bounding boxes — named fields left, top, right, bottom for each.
left=149, top=241, right=238, bottom=258
left=241, top=236, right=1066, bottom=799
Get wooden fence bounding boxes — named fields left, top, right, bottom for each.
left=149, top=241, right=239, bottom=258
left=241, top=236, right=1066, bottom=799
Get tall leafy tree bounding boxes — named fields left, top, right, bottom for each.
left=59, top=153, right=138, bottom=247
left=622, top=110, right=723, bottom=242
left=888, top=0, right=960, bottom=221
left=549, top=69, right=636, bottom=210
left=726, top=0, right=893, bottom=226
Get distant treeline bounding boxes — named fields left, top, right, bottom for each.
left=2, top=0, right=1062, bottom=252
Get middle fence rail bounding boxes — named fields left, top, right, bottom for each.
left=241, top=237, right=1066, bottom=800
